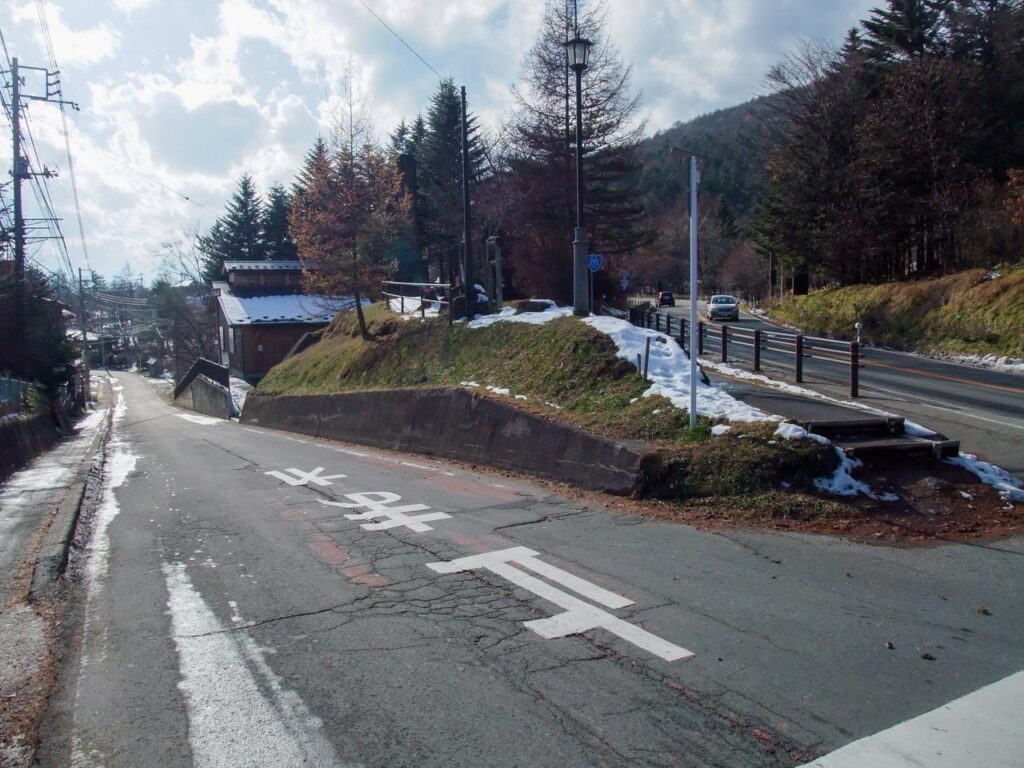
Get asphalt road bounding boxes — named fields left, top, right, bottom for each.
left=662, top=302, right=1024, bottom=476
left=40, top=373, right=1024, bottom=767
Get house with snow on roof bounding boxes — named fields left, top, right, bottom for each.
left=209, top=261, right=354, bottom=383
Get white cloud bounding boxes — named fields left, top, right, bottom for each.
left=2, top=0, right=880, bottom=281
left=12, top=2, right=119, bottom=67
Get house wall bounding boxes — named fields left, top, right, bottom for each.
left=229, top=271, right=304, bottom=290
left=237, top=323, right=324, bottom=381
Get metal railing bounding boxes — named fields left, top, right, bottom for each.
left=382, top=281, right=452, bottom=319
left=628, top=307, right=865, bottom=397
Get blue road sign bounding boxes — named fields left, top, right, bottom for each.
left=588, top=253, right=603, bottom=272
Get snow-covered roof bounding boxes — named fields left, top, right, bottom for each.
left=217, top=293, right=353, bottom=325
left=222, top=260, right=306, bottom=273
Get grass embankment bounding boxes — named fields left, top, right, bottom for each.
left=769, top=265, right=1024, bottom=357
left=258, top=302, right=837, bottom=500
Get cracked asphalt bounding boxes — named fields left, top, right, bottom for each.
left=38, top=373, right=1024, bottom=767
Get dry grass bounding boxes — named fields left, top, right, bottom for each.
left=769, top=265, right=1024, bottom=356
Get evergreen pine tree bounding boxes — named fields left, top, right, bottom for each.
left=198, top=173, right=266, bottom=282
left=505, top=0, right=645, bottom=300
left=262, top=183, right=297, bottom=261
left=862, top=0, right=948, bottom=63
left=416, top=79, right=484, bottom=282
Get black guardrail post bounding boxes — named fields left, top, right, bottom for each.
left=753, top=329, right=761, bottom=371
left=678, top=318, right=687, bottom=353
left=698, top=321, right=705, bottom=355
left=720, top=325, right=728, bottom=363
left=850, top=341, right=860, bottom=397
left=795, top=335, right=804, bottom=383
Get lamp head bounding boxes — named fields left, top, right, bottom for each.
left=565, top=36, right=592, bottom=72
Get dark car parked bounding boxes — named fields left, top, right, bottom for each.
left=657, top=291, right=675, bottom=308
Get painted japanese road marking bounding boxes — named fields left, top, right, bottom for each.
left=318, top=491, right=451, bottom=532
left=265, top=466, right=347, bottom=487
left=427, top=547, right=693, bottom=662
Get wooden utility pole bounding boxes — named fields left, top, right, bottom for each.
left=460, top=85, right=473, bottom=319
left=78, top=268, right=90, bottom=404
left=11, top=58, right=26, bottom=367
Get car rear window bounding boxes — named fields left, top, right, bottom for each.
left=711, top=296, right=735, bottom=304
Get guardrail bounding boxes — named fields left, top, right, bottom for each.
left=628, top=306, right=865, bottom=397
left=382, top=280, right=452, bottom=319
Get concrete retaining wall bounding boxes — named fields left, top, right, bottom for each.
left=243, top=388, right=642, bottom=494
left=174, top=374, right=232, bottom=420
left=0, top=412, right=60, bottom=481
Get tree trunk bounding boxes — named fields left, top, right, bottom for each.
left=352, top=251, right=370, bottom=341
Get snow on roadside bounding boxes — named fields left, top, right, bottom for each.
left=773, top=421, right=897, bottom=500
left=947, top=453, right=1024, bottom=503
left=941, top=353, right=1024, bottom=375
left=582, top=315, right=770, bottom=423
left=229, top=377, right=252, bottom=417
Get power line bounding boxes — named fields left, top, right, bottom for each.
left=357, top=1, right=444, bottom=79
left=34, top=0, right=90, bottom=269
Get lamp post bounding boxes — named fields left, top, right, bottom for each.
left=566, top=35, right=592, bottom=315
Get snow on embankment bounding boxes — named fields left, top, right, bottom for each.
left=470, top=306, right=767, bottom=421
left=581, top=315, right=769, bottom=423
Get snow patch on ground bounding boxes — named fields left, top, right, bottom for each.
left=175, top=413, right=223, bottom=426
left=486, top=386, right=510, bottom=396
left=947, top=453, right=1024, bottom=503
left=459, top=381, right=479, bottom=387
left=466, top=303, right=573, bottom=329
left=774, top=422, right=830, bottom=445
left=229, top=377, right=252, bottom=417
left=710, top=424, right=731, bottom=436
left=388, top=296, right=441, bottom=318
left=582, top=315, right=771, bottom=423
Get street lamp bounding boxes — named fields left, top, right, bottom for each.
left=566, top=35, right=592, bottom=315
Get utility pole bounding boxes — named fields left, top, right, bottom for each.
left=460, top=85, right=473, bottom=320
left=78, top=268, right=90, bottom=405
left=7, top=56, right=79, bottom=371
left=11, top=58, right=26, bottom=368
left=688, top=154, right=699, bottom=430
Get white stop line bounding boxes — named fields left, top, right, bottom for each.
left=428, top=547, right=693, bottom=662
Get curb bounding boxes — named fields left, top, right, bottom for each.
left=28, top=405, right=114, bottom=602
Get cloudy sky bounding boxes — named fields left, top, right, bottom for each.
left=1, top=0, right=876, bottom=282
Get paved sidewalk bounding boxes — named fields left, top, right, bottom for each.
left=0, top=378, right=111, bottom=768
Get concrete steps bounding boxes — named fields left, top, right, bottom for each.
left=799, top=417, right=960, bottom=462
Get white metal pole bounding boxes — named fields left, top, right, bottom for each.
left=688, top=155, right=699, bottom=430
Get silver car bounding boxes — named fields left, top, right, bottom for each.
left=708, top=295, right=739, bottom=321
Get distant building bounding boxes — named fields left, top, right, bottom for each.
left=209, top=261, right=353, bottom=383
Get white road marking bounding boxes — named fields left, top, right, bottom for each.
left=318, top=491, right=451, bottom=532
left=175, top=413, right=222, bottom=426
left=428, top=547, right=692, bottom=662
left=162, top=563, right=346, bottom=767
left=800, top=670, right=1024, bottom=767
left=265, top=466, right=347, bottom=487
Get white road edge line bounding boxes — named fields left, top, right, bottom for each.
left=161, top=562, right=348, bottom=767
left=799, top=670, right=1024, bottom=767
